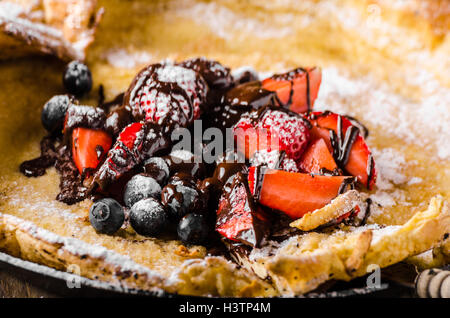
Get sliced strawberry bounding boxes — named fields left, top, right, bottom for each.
left=262, top=67, right=321, bottom=114
left=92, top=122, right=171, bottom=190
left=250, top=167, right=354, bottom=219
left=345, top=136, right=376, bottom=189
left=310, top=111, right=353, bottom=132
left=71, top=127, right=112, bottom=176
left=335, top=205, right=360, bottom=224
left=118, top=121, right=144, bottom=150
left=309, top=126, right=332, bottom=150
left=309, top=111, right=377, bottom=189
left=216, top=172, right=269, bottom=247
left=298, top=138, right=338, bottom=174
left=233, top=109, right=310, bottom=161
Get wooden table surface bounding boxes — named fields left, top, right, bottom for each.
left=0, top=267, right=57, bottom=298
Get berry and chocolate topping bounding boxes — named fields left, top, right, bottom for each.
left=20, top=58, right=377, bottom=249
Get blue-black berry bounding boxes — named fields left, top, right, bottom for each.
left=41, top=95, right=73, bottom=134
left=177, top=213, right=209, bottom=245
left=89, top=198, right=124, bottom=234
left=124, top=174, right=162, bottom=208
left=63, top=61, right=92, bottom=96
left=129, top=198, right=168, bottom=236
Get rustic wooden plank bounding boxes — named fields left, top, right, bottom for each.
left=0, top=267, right=57, bottom=298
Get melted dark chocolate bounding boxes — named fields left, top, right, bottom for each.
left=55, top=145, right=87, bottom=204
left=225, top=81, right=275, bottom=110
left=179, top=57, right=234, bottom=90
left=19, top=136, right=58, bottom=177
left=366, top=154, right=375, bottom=189
left=359, top=198, right=372, bottom=226
left=163, top=154, right=207, bottom=180
left=215, top=171, right=269, bottom=247
left=329, top=115, right=360, bottom=168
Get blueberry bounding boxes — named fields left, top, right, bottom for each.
left=63, top=61, right=92, bottom=96
left=41, top=95, right=73, bottom=134
left=161, top=183, right=199, bottom=221
left=143, top=157, right=170, bottom=185
left=89, top=198, right=124, bottom=234
left=177, top=213, right=209, bottom=245
left=129, top=198, right=168, bottom=236
left=124, top=174, right=162, bottom=208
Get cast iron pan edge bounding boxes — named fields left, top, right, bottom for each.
left=1, top=251, right=410, bottom=298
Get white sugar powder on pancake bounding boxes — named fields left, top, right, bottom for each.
left=174, top=1, right=293, bottom=40
left=104, top=48, right=153, bottom=69
left=369, top=147, right=414, bottom=214
left=315, top=67, right=450, bottom=160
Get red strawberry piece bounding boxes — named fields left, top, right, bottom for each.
left=309, top=111, right=377, bottom=189
left=262, top=67, right=322, bottom=114
left=335, top=205, right=360, bottom=224
left=123, top=63, right=208, bottom=127
left=71, top=127, right=112, bottom=176
left=249, top=149, right=300, bottom=172
left=309, top=126, right=333, bottom=150
left=234, top=109, right=310, bottom=161
left=298, top=138, right=338, bottom=174
left=310, top=111, right=353, bottom=133
left=249, top=167, right=355, bottom=219
left=216, top=172, right=269, bottom=247
left=92, top=122, right=171, bottom=190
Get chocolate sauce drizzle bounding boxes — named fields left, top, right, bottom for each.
left=329, top=115, right=360, bottom=168
left=344, top=114, right=369, bottom=138
left=19, top=135, right=88, bottom=205
left=19, top=136, right=58, bottom=177
left=359, top=198, right=372, bottom=226
left=337, top=177, right=357, bottom=195
left=366, top=154, right=375, bottom=189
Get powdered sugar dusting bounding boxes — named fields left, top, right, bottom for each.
left=1, top=212, right=168, bottom=285
left=369, top=147, right=416, bottom=215
left=315, top=68, right=450, bottom=160
left=104, top=48, right=153, bottom=69
left=174, top=1, right=293, bottom=40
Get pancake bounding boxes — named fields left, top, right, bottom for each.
left=0, top=0, right=448, bottom=296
